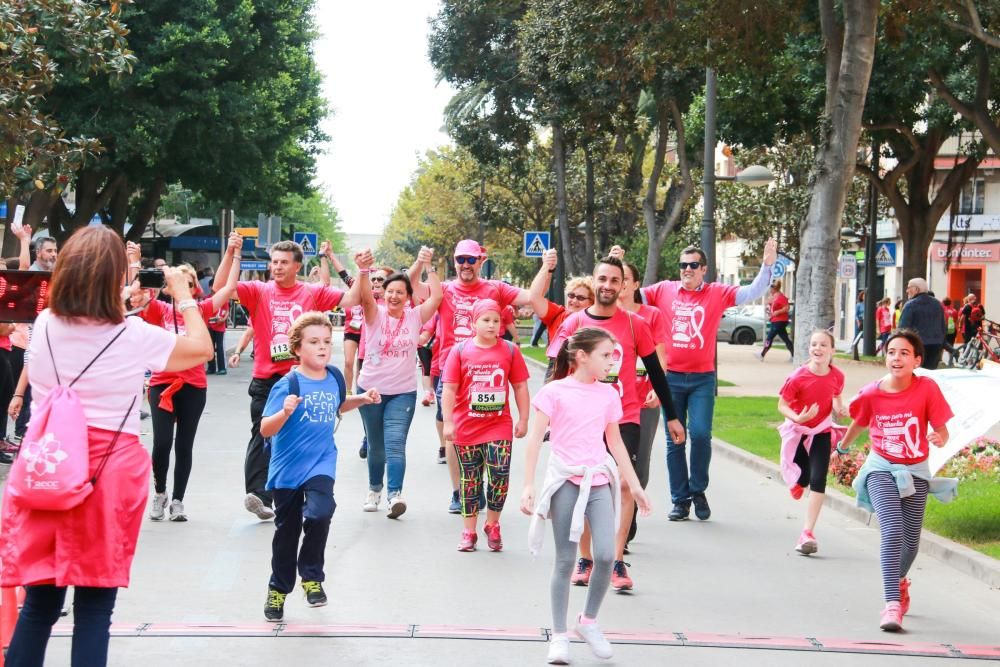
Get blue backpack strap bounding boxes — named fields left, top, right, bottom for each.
left=287, top=368, right=300, bottom=397
left=326, top=364, right=347, bottom=408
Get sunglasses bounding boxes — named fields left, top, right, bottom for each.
left=566, top=293, right=590, bottom=302
left=371, top=277, right=385, bottom=284
left=455, top=256, right=479, bottom=265
left=679, top=261, right=703, bottom=270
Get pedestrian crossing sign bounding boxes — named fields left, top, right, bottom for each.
left=523, top=231, right=551, bottom=258
left=293, top=232, right=319, bottom=257
left=874, top=242, right=897, bottom=267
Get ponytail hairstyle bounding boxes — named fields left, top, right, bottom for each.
left=553, top=326, right=618, bottom=380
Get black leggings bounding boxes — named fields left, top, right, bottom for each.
left=149, top=383, right=207, bottom=500
left=792, top=432, right=831, bottom=493
left=762, top=321, right=794, bottom=357
left=417, top=346, right=432, bottom=377
left=6, top=585, right=118, bottom=667
left=0, top=347, right=14, bottom=437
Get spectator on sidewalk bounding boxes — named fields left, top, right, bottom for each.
left=898, top=278, right=945, bottom=369
left=759, top=280, right=793, bottom=361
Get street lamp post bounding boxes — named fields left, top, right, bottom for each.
left=862, top=141, right=880, bottom=357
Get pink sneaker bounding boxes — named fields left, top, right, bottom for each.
left=421, top=390, right=434, bottom=407
left=899, top=578, right=911, bottom=616
left=457, top=529, right=477, bottom=552
left=880, top=601, right=903, bottom=632
left=484, top=522, right=503, bottom=551
left=794, top=529, right=817, bottom=555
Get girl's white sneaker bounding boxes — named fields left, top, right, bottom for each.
left=547, top=634, right=571, bottom=664
left=363, top=490, right=380, bottom=512
left=574, top=615, right=613, bottom=659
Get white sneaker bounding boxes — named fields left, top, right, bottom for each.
left=574, top=615, right=613, bottom=659
left=168, top=499, right=187, bottom=522
left=387, top=494, right=407, bottom=519
left=244, top=493, right=275, bottom=520
left=547, top=634, right=571, bottom=664
left=149, top=492, right=168, bottom=521
left=363, top=490, right=380, bottom=512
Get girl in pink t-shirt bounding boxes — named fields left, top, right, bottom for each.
left=776, top=330, right=847, bottom=555
left=442, top=299, right=530, bottom=552
left=839, top=329, right=955, bottom=633
left=520, top=327, right=650, bottom=664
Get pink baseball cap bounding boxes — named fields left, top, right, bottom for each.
left=472, top=298, right=501, bottom=323
left=454, top=239, right=486, bottom=258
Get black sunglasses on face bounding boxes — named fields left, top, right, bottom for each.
left=679, top=261, right=703, bottom=270
left=566, top=293, right=590, bottom=302
left=371, top=277, right=385, bottom=283
left=455, top=256, right=479, bottom=265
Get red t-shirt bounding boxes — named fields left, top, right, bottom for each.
left=779, top=364, right=845, bottom=429
left=549, top=308, right=656, bottom=425
left=541, top=301, right=570, bottom=346
left=876, top=305, right=893, bottom=334
left=432, top=279, right=521, bottom=376
left=0, top=335, right=11, bottom=352
left=769, top=292, right=790, bottom=323
left=641, top=280, right=739, bottom=373
left=140, top=299, right=217, bottom=388
left=237, top=281, right=344, bottom=379
left=208, top=301, right=229, bottom=333
left=441, top=339, right=530, bottom=445
left=848, top=375, right=954, bottom=464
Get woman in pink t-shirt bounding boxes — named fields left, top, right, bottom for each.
left=839, top=329, right=956, bottom=633
left=442, top=299, right=530, bottom=552
left=356, top=249, right=441, bottom=518
left=520, top=327, right=650, bottom=664
left=0, top=226, right=214, bottom=667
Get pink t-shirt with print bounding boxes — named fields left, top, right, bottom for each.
left=140, top=299, right=217, bottom=388
left=357, top=306, right=423, bottom=395
left=532, top=376, right=623, bottom=486
left=432, top=279, right=521, bottom=376
left=29, top=310, right=176, bottom=436
left=237, top=281, right=343, bottom=379
left=641, top=280, right=739, bottom=373
left=346, top=305, right=364, bottom=334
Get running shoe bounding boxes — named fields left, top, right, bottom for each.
left=789, top=485, right=804, bottom=500
left=301, top=580, right=328, bottom=607
left=437, top=446, right=446, bottom=464
left=611, top=560, right=633, bottom=591
left=359, top=436, right=368, bottom=459
left=899, top=578, right=911, bottom=616
left=547, top=635, right=571, bottom=665
left=264, top=588, right=287, bottom=622
left=484, top=522, right=503, bottom=551
left=574, top=614, right=613, bottom=659
left=795, top=529, right=817, bottom=555
left=244, top=493, right=275, bottom=520
left=363, top=490, right=380, bottom=512
left=387, top=494, right=407, bottom=519
left=667, top=502, right=690, bottom=521
left=879, top=601, right=903, bottom=632
left=150, top=492, right=168, bottom=521
left=217, top=369, right=227, bottom=376
left=168, top=499, right=187, bottom=522
left=571, top=558, right=593, bottom=586
left=421, top=390, right=434, bottom=406
left=457, top=528, right=477, bottom=552
left=10, top=433, right=22, bottom=445
left=448, top=490, right=461, bottom=514
left=0, top=451, right=12, bottom=465
left=692, top=492, right=711, bottom=520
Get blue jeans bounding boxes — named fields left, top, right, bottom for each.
left=358, top=388, right=416, bottom=495
left=270, top=475, right=336, bottom=594
left=6, top=585, right=118, bottom=667
left=663, top=371, right=716, bottom=504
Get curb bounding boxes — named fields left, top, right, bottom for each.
left=712, top=437, right=1000, bottom=589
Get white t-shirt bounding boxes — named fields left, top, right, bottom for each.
left=28, top=310, right=177, bottom=435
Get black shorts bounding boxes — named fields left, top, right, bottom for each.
left=344, top=331, right=361, bottom=345
left=606, top=422, right=641, bottom=466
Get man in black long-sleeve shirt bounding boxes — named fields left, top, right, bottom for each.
left=899, top=277, right=946, bottom=369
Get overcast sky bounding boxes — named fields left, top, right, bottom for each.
left=312, top=1, right=456, bottom=237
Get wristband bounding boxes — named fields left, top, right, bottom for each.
left=427, top=267, right=437, bottom=273
left=359, top=268, right=373, bottom=274
left=835, top=446, right=850, bottom=456
left=176, top=299, right=198, bottom=313
left=13, top=394, right=23, bottom=399
left=128, top=262, right=141, bottom=269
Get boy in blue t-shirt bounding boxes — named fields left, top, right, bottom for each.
left=260, top=312, right=380, bottom=622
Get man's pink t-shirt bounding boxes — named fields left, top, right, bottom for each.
left=779, top=364, right=845, bottom=429
left=29, top=310, right=176, bottom=436
left=357, top=306, right=423, bottom=395
left=140, top=299, right=217, bottom=388
left=441, top=339, right=529, bottom=446
left=532, top=376, right=623, bottom=486
left=548, top=308, right=656, bottom=425
left=849, top=375, right=954, bottom=465
left=634, top=304, right=666, bottom=398
left=432, top=279, right=521, bottom=376
left=237, top=281, right=344, bottom=379
left=641, top=280, right=739, bottom=373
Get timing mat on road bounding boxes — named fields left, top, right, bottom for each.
left=47, top=623, right=1000, bottom=660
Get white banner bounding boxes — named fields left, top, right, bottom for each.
left=916, top=361, right=1000, bottom=474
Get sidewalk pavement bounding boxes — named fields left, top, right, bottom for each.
left=27, top=333, right=1000, bottom=665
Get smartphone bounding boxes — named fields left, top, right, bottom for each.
left=0, top=270, right=52, bottom=323
left=137, top=268, right=165, bottom=289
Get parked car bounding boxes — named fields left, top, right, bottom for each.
left=718, top=304, right=767, bottom=345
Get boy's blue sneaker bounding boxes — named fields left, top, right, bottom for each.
left=359, top=436, right=368, bottom=459
left=448, top=490, right=461, bottom=514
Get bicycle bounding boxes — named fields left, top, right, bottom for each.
left=956, top=319, right=1000, bottom=370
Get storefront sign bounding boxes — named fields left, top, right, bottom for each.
left=930, top=242, right=1000, bottom=263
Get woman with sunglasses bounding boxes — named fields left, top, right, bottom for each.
left=129, top=250, right=241, bottom=522
left=526, top=249, right=595, bottom=378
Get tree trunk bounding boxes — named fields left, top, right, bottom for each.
left=552, top=123, right=576, bottom=275
left=793, top=0, right=879, bottom=362
left=583, top=143, right=596, bottom=272
left=126, top=178, right=167, bottom=242
left=898, top=209, right=938, bottom=289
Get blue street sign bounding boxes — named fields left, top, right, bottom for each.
left=874, top=242, right=897, bottom=267
left=0, top=202, right=6, bottom=218
left=293, top=232, right=318, bottom=257
left=772, top=262, right=786, bottom=279
left=240, top=260, right=268, bottom=271
left=523, top=231, right=551, bottom=257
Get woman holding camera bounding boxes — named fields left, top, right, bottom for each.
left=0, top=226, right=213, bottom=667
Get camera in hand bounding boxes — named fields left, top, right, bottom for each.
left=137, top=268, right=165, bottom=289
left=0, top=271, right=51, bottom=323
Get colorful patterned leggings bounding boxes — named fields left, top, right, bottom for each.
left=454, top=440, right=512, bottom=517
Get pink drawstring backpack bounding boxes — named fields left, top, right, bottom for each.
left=7, top=326, right=133, bottom=511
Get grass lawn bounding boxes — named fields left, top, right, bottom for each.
left=714, top=397, right=1000, bottom=560
left=835, top=352, right=883, bottom=364
left=519, top=345, right=736, bottom=386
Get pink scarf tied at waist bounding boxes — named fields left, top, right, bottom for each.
left=778, top=414, right=847, bottom=489
left=155, top=379, right=186, bottom=412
